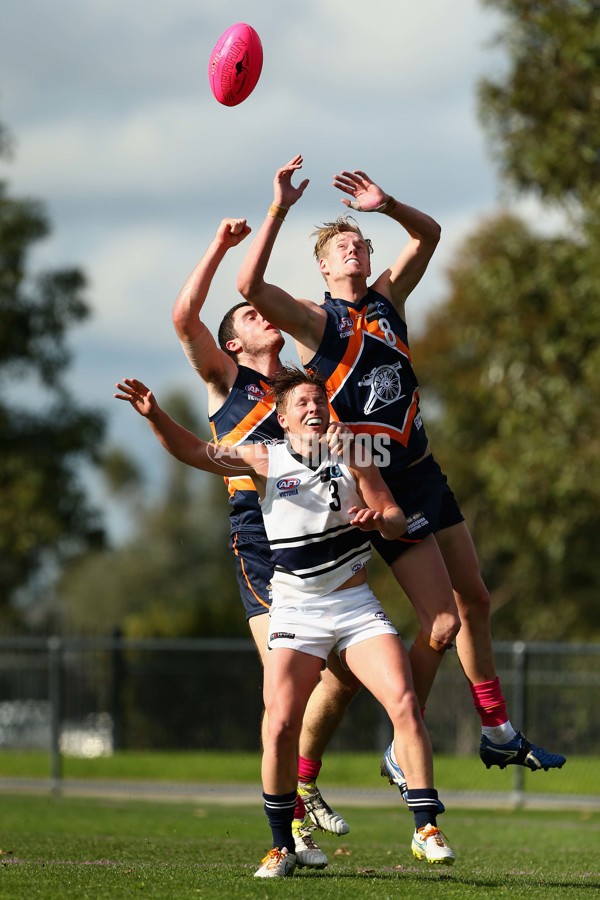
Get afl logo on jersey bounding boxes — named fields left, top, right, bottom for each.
left=245, top=383, right=266, bottom=400
left=276, top=477, right=300, bottom=491
left=337, top=316, right=354, bottom=337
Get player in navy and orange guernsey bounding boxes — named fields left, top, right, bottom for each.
left=171, top=219, right=362, bottom=863
left=208, top=360, right=281, bottom=616
left=237, top=155, right=566, bottom=780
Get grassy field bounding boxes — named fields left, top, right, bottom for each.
left=1, top=750, right=598, bottom=898
left=0, top=793, right=598, bottom=899
left=1, top=749, right=598, bottom=798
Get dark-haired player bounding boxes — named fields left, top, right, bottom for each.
left=170, top=219, right=360, bottom=866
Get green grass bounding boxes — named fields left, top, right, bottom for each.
left=0, top=793, right=597, bottom=899
left=1, top=750, right=599, bottom=797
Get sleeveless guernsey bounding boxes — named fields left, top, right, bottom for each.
left=208, top=364, right=282, bottom=530
left=260, top=442, right=372, bottom=604
left=306, top=289, right=429, bottom=473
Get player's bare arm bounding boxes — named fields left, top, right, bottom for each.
left=237, top=155, right=326, bottom=357
left=333, top=169, right=441, bottom=318
left=114, top=377, right=267, bottom=488
left=273, top=153, right=310, bottom=211
left=349, top=457, right=407, bottom=541
left=173, top=219, right=251, bottom=405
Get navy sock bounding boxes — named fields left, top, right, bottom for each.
left=405, top=788, right=439, bottom=830
left=262, top=790, right=297, bottom=851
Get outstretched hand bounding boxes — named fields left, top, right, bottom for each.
left=348, top=505, right=384, bottom=531
left=114, top=378, right=157, bottom=417
left=273, top=154, right=310, bottom=209
left=215, top=217, right=252, bottom=249
left=333, top=170, right=389, bottom=212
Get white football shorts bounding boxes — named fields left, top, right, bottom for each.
left=267, top=583, right=398, bottom=661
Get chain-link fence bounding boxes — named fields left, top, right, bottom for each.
left=0, top=636, right=598, bottom=802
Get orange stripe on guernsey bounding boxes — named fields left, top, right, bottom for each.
left=319, top=312, right=417, bottom=446
left=210, top=380, right=275, bottom=497
left=343, top=391, right=420, bottom=447
left=215, top=391, right=275, bottom=447
left=325, top=314, right=411, bottom=398
left=322, top=324, right=363, bottom=397
left=232, top=533, right=270, bottom=609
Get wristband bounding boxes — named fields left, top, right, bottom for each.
left=268, top=203, right=289, bottom=221
left=347, top=195, right=396, bottom=214
left=375, top=195, right=396, bottom=214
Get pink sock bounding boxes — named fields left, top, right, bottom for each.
left=294, top=793, right=306, bottom=820
left=470, top=677, right=508, bottom=727
left=298, top=756, right=322, bottom=784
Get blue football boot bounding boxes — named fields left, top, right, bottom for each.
left=480, top=731, right=566, bottom=771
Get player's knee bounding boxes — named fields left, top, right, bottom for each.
left=415, top=615, right=459, bottom=654
left=387, top=687, right=422, bottom=730
left=321, top=671, right=361, bottom=708
left=412, top=591, right=461, bottom=648
left=267, top=719, right=301, bottom=754
left=338, top=679, right=361, bottom=707
left=322, top=659, right=362, bottom=701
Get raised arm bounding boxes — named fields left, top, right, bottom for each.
left=113, top=378, right=266, bottom=484
left=349, top=456, right=407, bottom=541
left=236, top=154, right=326, bottom=354
left=333, top=169, right=441, bottom=318
left=172, top=219, right=251, bottom=403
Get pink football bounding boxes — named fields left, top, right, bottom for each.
left=208, top=23, right=263, bottom=107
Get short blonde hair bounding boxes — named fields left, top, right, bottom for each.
left=271, top=364, right=328, bottom=412
left=311, top=215, right=373, bottom=261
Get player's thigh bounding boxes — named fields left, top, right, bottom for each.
left=248, top=612, right=269, bottom=665
left=344, top=633, right=413, bottom=710
left=231, top=530, right=273, bottom=619
left=322, top=647, right=361, bottom=694
left=263, top=648, right=323, bottom=727
left=390, top=534, right=457, bottom=624
left=434, top=520, right=487, bottom=598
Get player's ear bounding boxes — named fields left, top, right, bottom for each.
left=318, top=257, right=330, bottom=276
left=277, top=412, right=288, bottom=431
left=225, top=338, right=242, bottom=355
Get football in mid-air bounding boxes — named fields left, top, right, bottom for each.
left=208, top=23, right=263, bottom=107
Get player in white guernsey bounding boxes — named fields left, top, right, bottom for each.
left=260, top=441, right=373, bottom=604
left=172, top=219, right=362, bottom=853
left=115, top=365, right=456, bottom=877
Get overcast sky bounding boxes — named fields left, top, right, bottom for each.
left=2, top=0, right=507, bottom=537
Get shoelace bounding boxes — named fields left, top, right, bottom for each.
left=294, top=824, right=319, bottom=848
left=261, top=848, right=285, bottom=867
left=419, top=826, right=447, bottom=847
left=299, top=783, right=333, bottom=811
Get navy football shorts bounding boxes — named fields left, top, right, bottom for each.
left=370, top=454, right=464, bottom=566
left=230, top=528, right=273, bottom=620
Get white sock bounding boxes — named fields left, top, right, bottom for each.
left=482, top=721, right=518, bottom=744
